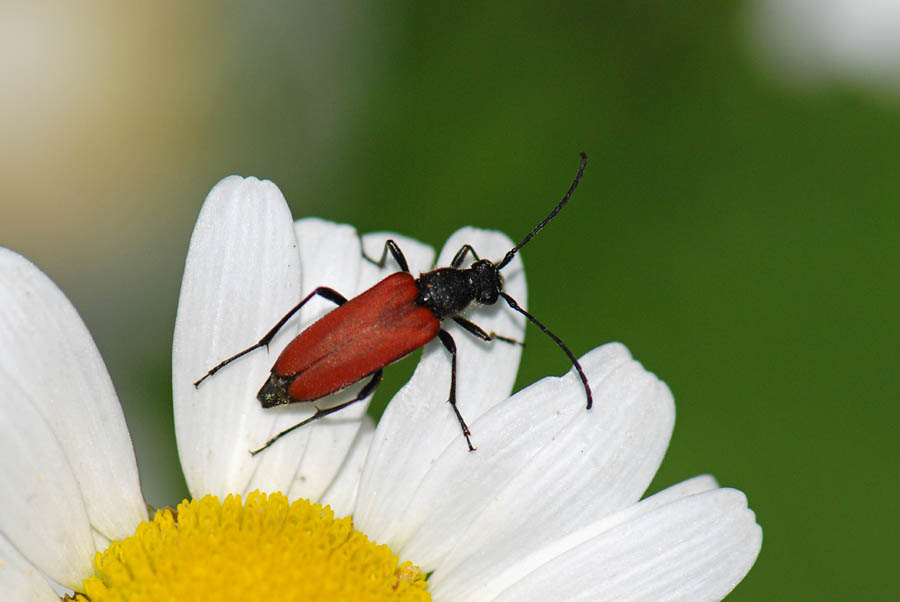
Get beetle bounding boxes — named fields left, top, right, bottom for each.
left=195, top=152, right=591, bottom=454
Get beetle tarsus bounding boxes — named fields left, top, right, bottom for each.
left=452, top=316, right=522, bottom=345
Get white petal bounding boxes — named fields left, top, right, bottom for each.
left=433, top=475, right=719, bottom=601
left=0, top=535, right=60, bottom=602
left=354, top=228, right=526, bottom=540
left=0, top=248, right=146, bottom=542
left=0, top=373, right=95, bottom=588
left=490, top=487, right=762, bottom=602
left=319, top=415, right=376, bottom=518
left=402, top=343, right=673, bottom=578
left=173, top=176, right=302, bottom=498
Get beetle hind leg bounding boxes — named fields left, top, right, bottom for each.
left=249, top=369, right=383, bottom=455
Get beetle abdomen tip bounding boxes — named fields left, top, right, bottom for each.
left=257, top=372, right=295, bottom=408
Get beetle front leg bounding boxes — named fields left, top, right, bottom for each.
left=450, top=244, right=480, bottom=268
left=437, top=329, right=476, bottom=452
left=194, top=286, right=348, bottom=387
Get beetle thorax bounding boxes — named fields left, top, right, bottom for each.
left=416, top=259, right=503, bottom=320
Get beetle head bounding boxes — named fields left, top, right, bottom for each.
left=470, top=259, right=502, bottom=305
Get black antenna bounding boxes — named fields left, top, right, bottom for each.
left=495, top=152, right=587, bottom=270
left=493, top=152, right=592, bottom=409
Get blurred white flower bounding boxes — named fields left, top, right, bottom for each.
left=746, top=0, right=900, bottom=97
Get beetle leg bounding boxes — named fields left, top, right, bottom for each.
left=250, top=369, right=384, bottom=455
left=361, top=238, right=410, bottom=273
left=499, top=291, right=593, bottom=410
left=437, top=329, right=476, bottom=452
left=450, top=244, right=480, bottom=268
left=452, top=316, right=522, bottom=345
left=194, top=287, right=348, bottom=387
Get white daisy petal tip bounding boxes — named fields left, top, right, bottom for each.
left=562, top=341, right=675, bottom=444
left=173, top=174, right=302, bottom=498
left=653, top=486, right=762, bottom=601
left=206, top=174, right=285, bottom=207
left=476, top=483, right=762, bottom=602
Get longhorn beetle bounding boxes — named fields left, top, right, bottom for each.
left=195, top=152, right=591, bottom=454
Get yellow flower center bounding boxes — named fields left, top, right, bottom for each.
left=72, top=491, right=429, bottom=602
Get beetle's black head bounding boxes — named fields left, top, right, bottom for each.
left=470, top=259, right=502, bottom=305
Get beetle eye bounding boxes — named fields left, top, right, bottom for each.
left=479, top=289, right=499, bottom=304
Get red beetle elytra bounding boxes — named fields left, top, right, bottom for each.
left=195, top=153, right=591, bottom=454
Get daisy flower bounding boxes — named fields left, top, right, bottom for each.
left=0, top=175, right=761, bottom=601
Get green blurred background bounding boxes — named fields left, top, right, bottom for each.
left=2, top=2, right=897, bottom=599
